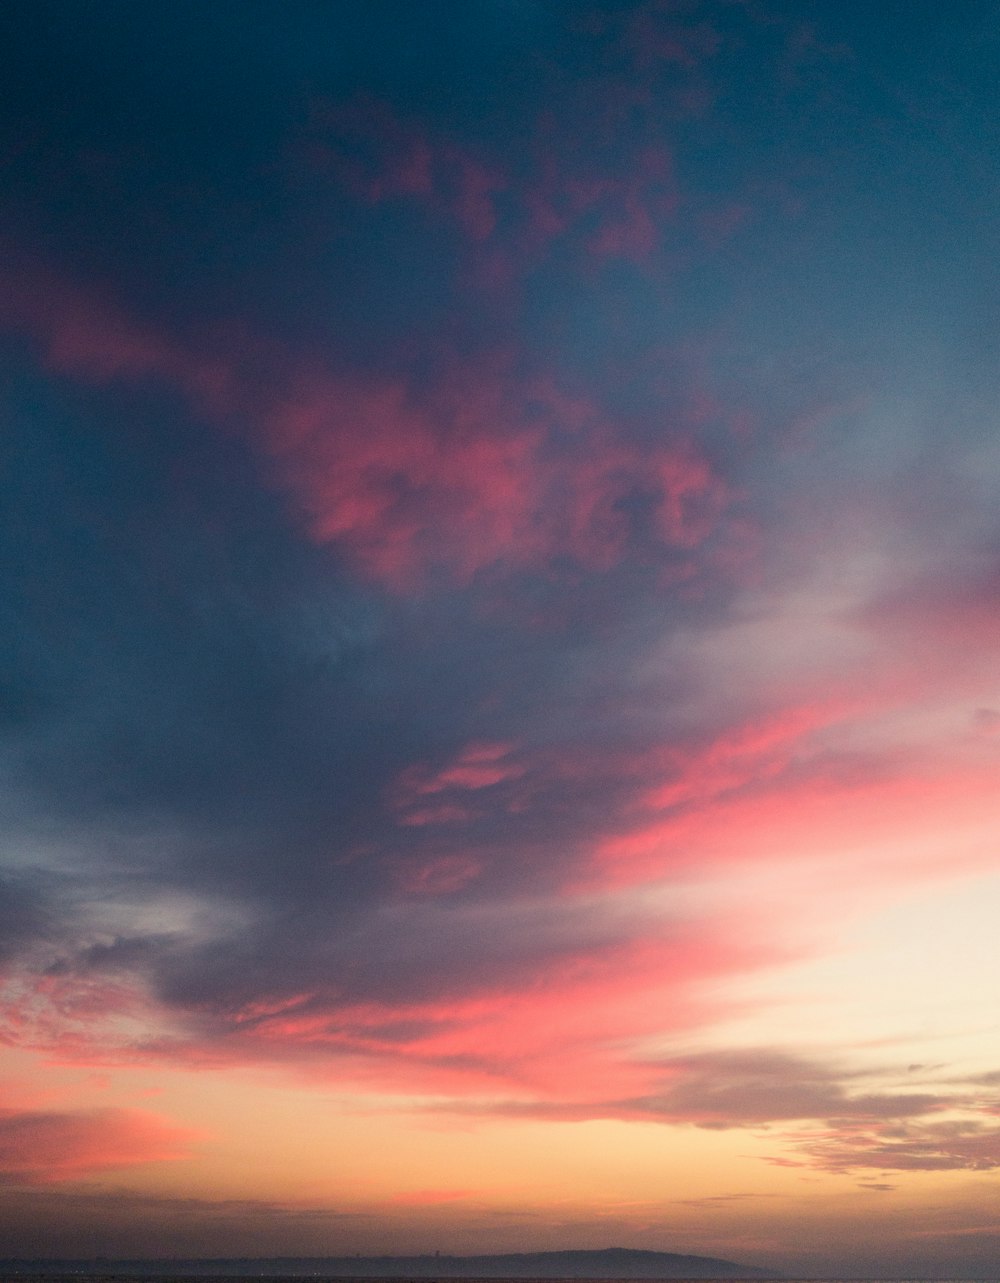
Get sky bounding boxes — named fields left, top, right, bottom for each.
left=1, top=0, right=1000, bottom=1276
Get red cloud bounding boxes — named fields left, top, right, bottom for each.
left=0, top=1107, right=202, bottom=1183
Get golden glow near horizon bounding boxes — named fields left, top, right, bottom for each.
left=4, top=867, right=999, bottom=1245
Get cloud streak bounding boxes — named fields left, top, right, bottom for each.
left=0, top=1108, right=201, bottom=1183
left=425, top=1050, right=1000, bottom=1176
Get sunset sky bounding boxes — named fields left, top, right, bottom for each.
left=2, top=1, right=1000, bottom=1276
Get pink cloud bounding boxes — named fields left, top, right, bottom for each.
left=587, top=147, right=677, bottom=261
left=445, top=148, right=508, bottom=241
left=861, top=573, right=1000, bottom=659
left=395, top=743, right=524, bottom=804
left=397, top=804, right=473, bottom=829
left=512, top=135, right=681, bottom=268
left=0, top=1107, right=202, bottom=1182
left=393, top=855, right=483, bottom=897
left=262, top=363, right=730, bottom=587
left=448, top=1049, right=956, bottom=1133
left=0, top=964, right=185, bottom=1077
left=7, top=713, right=993, bottom=1111
left=784, top=1115, right=1000, bottom=1174
left=0, top=248, right=231, bottom=411
left=0, top=248, right=736, bottom=591
left=638, top=701, right=851, bottom=812
left=306, top=96, right=435, bottom=203
left=1, top=885, right=791, bottom=1104
left=0, top=255, right=174, bottom=383
left=300, top=85, right=695, bottom=279
left=623, top=5, right=724, bottom=73
left=0, top=1076, right=66, bottom=1112
left=598, top=755, right=1000, bottom=890
left=190, top=914, right=789, bottom=1104
left=262, top=367, right=546, bottom=587
left=304, top=97, right=506, bottom=241
left=0, top=888, right=789, bottom=1104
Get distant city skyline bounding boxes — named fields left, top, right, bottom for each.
left=1, top=1, right=999, bottom=1277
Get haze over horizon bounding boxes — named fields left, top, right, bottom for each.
left=0, top=1246, right=776, bottom=1278
left=1, top=1, right=1000, bottom=1278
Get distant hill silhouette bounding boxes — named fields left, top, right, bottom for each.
left=1, top=1246, right=779, bottom=1278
